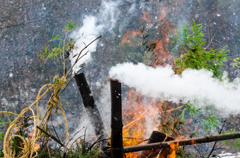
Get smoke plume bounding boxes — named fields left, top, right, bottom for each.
left=69, top=1, right=119, bottom=74
left=109, top=62, right=240, bottom=114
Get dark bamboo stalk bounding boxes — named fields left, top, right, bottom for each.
left=110, top=79, right=123, bottom=158
left=74, top=72, right=107, bottom=150
left=124, top=133, right=240, bottom=153
left=140, top=131, right=174, bottom=158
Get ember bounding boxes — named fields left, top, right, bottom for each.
left=168, top=142, right=179, bottom=158
left=33, top=143, right=40, bottom=151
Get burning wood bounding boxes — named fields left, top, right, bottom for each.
left=139, top=131, right=174, bottom=158
left=110, top=79, right=124, bottom=158
left=124, top=133, right=240, bottom=153
left=74, top=72, right=108, bottom=150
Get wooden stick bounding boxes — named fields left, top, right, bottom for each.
left=74, top=73, right=107, bottom=150
left=110, top=79, right=123, bottom=158
left=206, top=120, right=226, bottom=158
left=36, top=126, right=67, bottom=149
left=124, top=133, right=240, bottom=153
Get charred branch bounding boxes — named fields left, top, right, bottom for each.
left=139, top=131, right=174, bottom=158
left=124, top=133, right=240, bottom=153
left=74, top=73, right=108, bottom=150
left=110, top=79, right=123, bottom=158
left=36, top=126, right=67, bottom=149
left=206, top=120, right=226, bottom=158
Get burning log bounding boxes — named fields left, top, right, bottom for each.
left=74, top=72, right=108, bottom=150
left=124, top=133, right=240, bottom=153
left=139, top=131, right=174, bottom=158
left=110, top=79, right=124, bottom=158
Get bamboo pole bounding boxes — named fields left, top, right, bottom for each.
left=75, top=72, right=108, bottom=150
left=124, top=133, right=240, bottom=153
left=110, top=79, right=123, bottom=158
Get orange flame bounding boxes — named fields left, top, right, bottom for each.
left=28, top=130, right=35, bottom=141
left=168, top=142, right=179, bottom=158
left=122, top=88, right=162, bottom=158
left=34, top=143, right=40, bottom=151
left=175, top=135, right=184, bottom=140
left=122, top=20, right=175, bottom=157
left=119, top=30, right=141, bottom=47
left=191, top=139, right=195, bottom=145
left=120, top=2, right=185, bottom=158
left=13, top=127, right=19, bottom=132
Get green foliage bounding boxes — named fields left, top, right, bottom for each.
left=200, top=115, right=220, bottom=131
left=223, top=139, right=240, bottom=151
left=38, top=20, right=103, bottom=158
left=40, top=20, right=77, bottom=62
left=176, top=146, right=195, bottom=158
left=180, top=103, right=199, bottom=120
left=52, top=30, right=63, bottom=40
left=0, top=149, right=3, bottom=157
left=0, top=111, right=12, bottom=157
left=171, top=20, right=229, bottom=78
left=65, top=20, right=77, bottom=31
left=222, top=129, right=240, bottom=151
left=0, top=116, right=5, bottom=157
left=0, top=109, right=14, bottom=157
left=53, top=75, right=64, bottom=90
left=12, top=136, right=22, bottom=156
left=172, top=20, right=225, bottom=134
left=180, top=103, right=221, bottom=132
left=233, top=58, right=240, bottom=68
left=68, top=140, right=102, bottom=158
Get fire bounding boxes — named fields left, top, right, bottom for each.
left=34, top=143, right=40, bottom=151
left=119, top=30, right=141, bottom=47
left=13, top=127, right=19, bottom=132
left=149, top=18, right=175, bottom=67
left=121, top=20, right=175, bottom=158
left=122, top=88, right=162, bottom=158
left=120, top=2, right=186, bottom=158
left=28, top=130, right=40, bottom=151
left=153, top=39, right=170, bottom=65
left=168, top=142, right=179, bottom=158
left=175, top=135, right=184, bottom=140
left=191, top=139, right=195, bottom=145
left=28, top=130, right=35, bottom=141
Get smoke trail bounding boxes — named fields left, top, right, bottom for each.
left=109, top=62, right=240, bottom=114
left=67, top=0, right=128, bottom=143
left=69, top=1, right=120, bottom=74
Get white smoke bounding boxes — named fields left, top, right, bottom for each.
left=97, top=82, right=111, bottom=133
left=67, top=109, right=95, bottom=148
left=69, top=16, right=103, bottom=74
left=109, top=62, right=240, bottom=114
left=69, top=1, right=120, bottom=74
left=68, top=0, right=121, bottom=143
